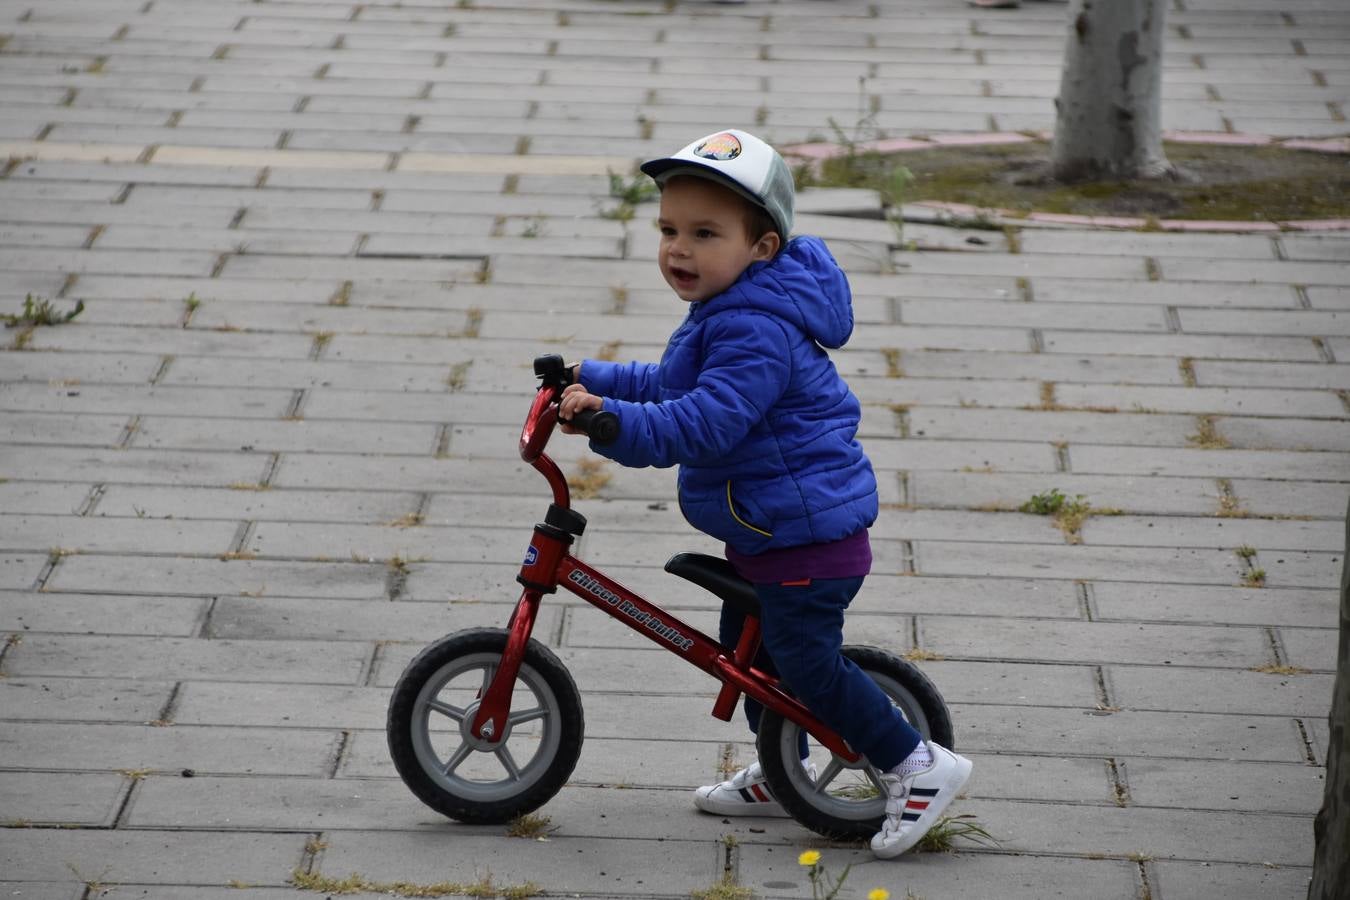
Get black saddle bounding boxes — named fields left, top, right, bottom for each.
left=664, top=552, right=761, bottom=620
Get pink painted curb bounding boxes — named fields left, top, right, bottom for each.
left=782, top=131, right=1350, bottom=233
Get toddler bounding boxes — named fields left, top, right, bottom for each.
left=559, top=129, right=972, bottom=858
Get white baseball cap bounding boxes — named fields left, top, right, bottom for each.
left=640, top=129, right=795, bottom=240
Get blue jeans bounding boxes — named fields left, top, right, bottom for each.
left=719, top=576, right=922, bottom=772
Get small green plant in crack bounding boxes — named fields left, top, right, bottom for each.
left=505, top=812, right=557, bottom=839
left=691, top=875, right=755, bottom=900
left=1242, top=567, right=1267, bottom=588
left=1020, top=488, right=1099, bottom=544
left=1235, top=545, right=1257, bottom=560
left=598, top=168, right=659, bottom=221
left=3, top=294, right=84, bottom=328
left=914, top=814, right=1000, bottom=853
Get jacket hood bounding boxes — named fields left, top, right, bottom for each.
left=694, top=235, right=854, bottom=349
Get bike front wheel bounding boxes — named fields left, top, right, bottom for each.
left=387, top=627, right=584, bottom=823
left=755, top=645, right=954, bottom=840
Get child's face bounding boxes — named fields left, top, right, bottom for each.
left=656, top=176, right=779, bottom=304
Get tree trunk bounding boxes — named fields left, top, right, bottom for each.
left=1051, top=0, right=1172, bottom=182
left=1308, top=499, right=1350, bottom=899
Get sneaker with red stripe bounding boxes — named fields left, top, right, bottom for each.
left=870, top=742, right=973, bottom=859
left=692, top=761, right=816, bottom=817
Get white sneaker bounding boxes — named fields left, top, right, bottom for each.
left=693, top=760, right=816, bottom=817
left=870, top=742, right=973, bottom=859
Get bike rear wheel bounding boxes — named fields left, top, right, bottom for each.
left=755, top=645, right=953, bottom=840
left=387, top=628, right=584, bottom=823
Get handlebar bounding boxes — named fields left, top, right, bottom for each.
left=566, top=408, right=620, bottom=445
left=519, top=355, right=621, bottom=462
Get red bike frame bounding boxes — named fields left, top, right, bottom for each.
left=468, top=383, right=861, bottom=763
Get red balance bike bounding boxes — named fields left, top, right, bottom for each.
left=387, top=355, right=954, bottom=839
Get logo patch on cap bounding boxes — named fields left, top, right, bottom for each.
left=693, top=132, right=742, bottom=161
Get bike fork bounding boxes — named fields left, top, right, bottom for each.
left=469, top=520, right=570, bottom=741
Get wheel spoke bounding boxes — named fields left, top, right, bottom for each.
left=496, top=745, right=522, bottom=781
left=441, top=740, right=474, bottom=777
left=813, top=758, right=845, bottom=795
left=864, top=765, right=888, bottom=796
left=508, top=706, right=547, bottom=727
left=424, top=698, right=466, bottom=722
left=478, top=664, right=496, bottom=696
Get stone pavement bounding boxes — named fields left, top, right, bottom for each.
left=0, top=0, right=1347, bottom=897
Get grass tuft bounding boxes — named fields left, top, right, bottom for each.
left=914, top=814, right=1000, bottom=853
left=691, top=875, right=756, bottom=900
left=505, top=813, right=556, bottom=839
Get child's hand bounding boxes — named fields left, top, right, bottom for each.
left=558, top=383, right=604, bottom=434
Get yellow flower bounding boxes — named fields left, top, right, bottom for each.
left=797, top=850, right=821, bottom=867
left=868, top=890, right=891, bottom=900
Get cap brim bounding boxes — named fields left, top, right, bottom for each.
left=640, top=159, right=773, bottom=222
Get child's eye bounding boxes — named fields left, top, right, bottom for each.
left=660, top=226, right=676, bottom=236
left=695, top=228, right=715, bottom=239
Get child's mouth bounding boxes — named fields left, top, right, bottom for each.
left=669, top=265, right=697, bottom=288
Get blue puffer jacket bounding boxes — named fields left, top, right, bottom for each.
left=580, top=235, right=878, bottom=556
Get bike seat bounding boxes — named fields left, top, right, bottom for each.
left=664, top=552, right=761, bottom=620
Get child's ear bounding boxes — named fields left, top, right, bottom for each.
left=750, top=231, right=780, bottom=262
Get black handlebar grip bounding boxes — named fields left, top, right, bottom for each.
left=570, top=409, right=620, bottom=445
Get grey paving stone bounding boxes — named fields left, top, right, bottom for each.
left=245, top=521, right=526, bottom=565
left=1220, top=415, right=1350, bottom=451
left=1092, top=581, right=1339, bottom=629
left=0, top=676, right=172, bottom=723
left=901, top=298, right=1169, bottom=332
left=133, top=416, right=438, bottom=455
left=1041, top=331, right=1325, bottom=361
left=0, top=514, right=237, bottom=555
left=1017, top=231, right=1277, bottom=260
left=1107, top=666, right=1335, bottom=718
left=892, top=349, right=1188, bottom=386
left=1279, top=625, right=1340, bottom=671
left=1029, top=277, right=1297, bottom=308
left=953, top=703, right=1306, bottom=764
left=1080, top=514, right=1344, bottom=552
left=0, top=349, right=161, bottom=385
left=952, top=798, right=1312, bottom=867
left=0, top=883, right=81, bottom=900
left=1122, top=757, right=1326, bottom=815
left=0, top=829, right=309, bottom=886
left=0, top=553, right=46, bottom=590
left=96, top=224, right=360, bottom=256
left=5, top=634, right=370, bottom=684
left=0, top=383, right=293, bottom=418
left=921, top=616, right=1270, bottom=668
left=1229, top=479, right=1350, bottom=520
left=209, top=596, right=550, bottom=643
left=866, top=508, right=1068, bottom=545
left=1193, top=358, right=1350, bottom=391
left=159, top=357, right=458, bottom=392
left=907, top=407, right=1198, bottom=447
left=0, top=772, right=126, bottom=826
left=311, top=830, right=719, bottom=897
left=67, top=274, right=334, bottom=304
left=916, top=541, right=1248, bottom=586
left=922, top=659, right=1099, bottom=708
left=909, top=470, right=1226, bottom=516
left=0, top=481, right=90, bottom=515
left=1179, top=307, right=1350, bottom=337
left=0, top=721, right=340, bottom=775
left=45, top=553, right=389, bottom=600
left=1069, top=444, right=1349, bottom=480
left=740, top=844, right=1141, bottom=900
left=0, top=590, right=206, bottom=636
left=94, top=484, right=421, bottom=524
left=1150, top=861, right=1313, bottom=900
left=1052, top=382, right=1345, bottom=418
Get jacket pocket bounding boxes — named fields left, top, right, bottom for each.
left=725, top=480, right=773, bottom=538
